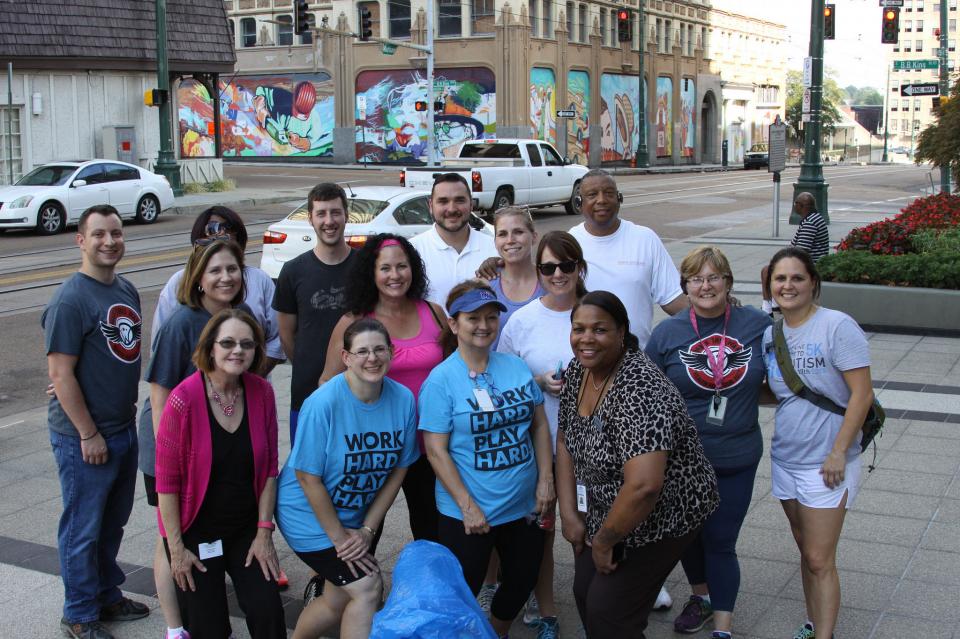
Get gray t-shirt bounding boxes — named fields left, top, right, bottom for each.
left=763, top=307, right=870, bottom=470
left=42, top=272, right=142, bottom=437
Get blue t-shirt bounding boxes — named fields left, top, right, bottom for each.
left=646, top=305, right=771, bottom=470
left=488, top=277, right=544, bottom=350
left=418, top=350, right=544, bottom=526
left=276, top=374, right=419, bottom=552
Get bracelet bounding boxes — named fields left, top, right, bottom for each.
left=360, top=525, right=376, bottom=536
left=80, top=431, right=99, bottom=441
left=256, top=520, right=275, bottom=531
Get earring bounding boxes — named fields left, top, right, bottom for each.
left=198, top=285, right=204, bottom=293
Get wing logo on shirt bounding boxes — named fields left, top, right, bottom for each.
left=99, top=303, right=142, bottom=364
left=679, top=333, right=751, bottom=392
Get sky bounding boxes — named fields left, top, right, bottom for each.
left=716, top=0, right=891, bottom=90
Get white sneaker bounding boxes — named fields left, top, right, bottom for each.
left=654, top=585, right=673, bottom=610
left=522, top=593, right=541, bottom=626
left=477, top=582, right=498, bottom=613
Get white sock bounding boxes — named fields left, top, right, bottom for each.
left=700, top=593, right=711, bottom=605
left=167, top=628, right=185, bottom=639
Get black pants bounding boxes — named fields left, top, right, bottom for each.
left=401, top=454, right=440, bottom=542
left=438, top=513, right=544, bottom=623
left=573, top=528, right=700, bottom=639
left=165, top=526, right=285, bottom=639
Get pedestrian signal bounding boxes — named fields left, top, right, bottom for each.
left=359, top=7, right=373, bottom=41
left=414, top=101, right=428, bottom=112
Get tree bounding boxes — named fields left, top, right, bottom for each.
left=915, top=81, right=960, bottom=191
left=785, top=70, right=844, bottom=145
left=845, top=85, right=884, bottom=105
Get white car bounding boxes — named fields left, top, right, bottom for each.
left=260, top=186, right=493, bottom=279
left=0, top=160, right=175, bottom=235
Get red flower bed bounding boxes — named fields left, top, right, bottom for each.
left=837, top=193, right=960, bottom=255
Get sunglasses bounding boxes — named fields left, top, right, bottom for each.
left=215, top=338, right=257, bottom=351
left=537, top=260, right=578, bottom=276
left=204, top=221, right=233, bottom=237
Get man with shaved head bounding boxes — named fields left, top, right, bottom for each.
left=761, top=192, right=829, bottom=314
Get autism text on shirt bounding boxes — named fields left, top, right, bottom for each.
left=790, top=343, right=826, bottom=375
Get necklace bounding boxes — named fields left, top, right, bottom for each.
left=208, top=378, right=241, bottom=417
left=576, top=361, right=619, bottom=430
left=590, top=368, right=613, bottom=391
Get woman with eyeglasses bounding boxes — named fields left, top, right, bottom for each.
left=275, top=318, right=419, bottom=639
left=156, top=308, right=285, bottom=639
left=419, top=280, right=556, bottom=639
left=487, top=207, right=543, bottom=349
left=645, top=247, right=771, bottom=639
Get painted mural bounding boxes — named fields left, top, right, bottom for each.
left=355, top=68, right=495, bottom=163
left=599, top=74, right=641, bottom=164
left=566, top=70, right=589, bottom=165
left=655, top=77, right=673, bottom=158
left=680, top=78, right=696, bottom=158
left=178, top=74, right=335, bottom=158
left=530, top=68, right=556, bottom=144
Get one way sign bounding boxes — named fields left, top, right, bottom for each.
left=901, top=83, right=940, bottom=97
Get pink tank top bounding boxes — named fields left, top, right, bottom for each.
left=369, top=299, right=444, bottom=405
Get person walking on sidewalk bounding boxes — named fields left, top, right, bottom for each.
left=43, top=205, right=150, bottom=639
left=761, top=192, right=829, bottom=315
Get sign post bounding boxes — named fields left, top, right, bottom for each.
left=769, top=116, right=788, bottom=237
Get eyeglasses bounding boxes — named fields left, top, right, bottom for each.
left=537, top=260, right=578, bottom=276
left=346, top=345, right=391, bottom=360
left=204, top=221, right=233, bottom=237
left=687, top=274, right=725, bottom=287
left=215, top=338, right=257, bottom=351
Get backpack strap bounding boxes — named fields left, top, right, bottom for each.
left=772, top=319, right=845, bottom=417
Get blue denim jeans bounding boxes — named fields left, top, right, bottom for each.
left=50, top=427, right=138, bottom=623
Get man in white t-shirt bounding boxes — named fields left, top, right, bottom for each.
left=569, top=169, right=687, bottom=347
left=411, top=173, right=497, bottom=308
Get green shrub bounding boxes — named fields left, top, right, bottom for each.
left=818, top=250, right=960, bottom=289
left=911, top=228, right=960, bottom=254
left=182, top=182, right=206, bottom=195
left=206, top=178, right=236, bottom=192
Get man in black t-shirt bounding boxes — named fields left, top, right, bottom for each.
left=273, top=183, right=355, bottom=444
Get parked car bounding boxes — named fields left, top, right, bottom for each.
left=259, top=186, right=493, bottom=279
left=0, top=160, right=175, bottom=235
left=400, top=138, right=588, bottom=216
left=744, top=143, right=770, bottom=169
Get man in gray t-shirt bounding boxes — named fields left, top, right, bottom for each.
left=41, top=206, right=150, bottom=635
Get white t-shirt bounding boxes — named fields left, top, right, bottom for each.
left=411, top=225, right=497, bottom=308
left=497, top=298, right=574, bottom=453
left=570, top=219, right=682, bottom=347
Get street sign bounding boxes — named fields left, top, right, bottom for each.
left=802, top=88, right=811, bottom=113
left=802, top=113, right=812, bottom=123
left=382, top=42, right=397, bottom=55
left=555, top=109, right=576, bottom=118
left=901, top=83, right=940, bottom=96
left=879, top=0, right=904, bottom=6
left=768, top=120, right=787, bottom=173
left=803, top=57, right=813, bottom=88
left=894, top=59, right=939, bottom=70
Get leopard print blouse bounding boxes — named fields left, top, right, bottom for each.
left=559, top=350, right=719, bottom=548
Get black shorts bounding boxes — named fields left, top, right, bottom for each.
left=143, top=473, right=158, bottom=507
left=294, top=547, right=375, bottom=588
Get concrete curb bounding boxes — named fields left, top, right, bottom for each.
left=169, top=194, right=306, bottom=216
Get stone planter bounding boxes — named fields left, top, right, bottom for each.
left=820, top=282, right=960, bottom=334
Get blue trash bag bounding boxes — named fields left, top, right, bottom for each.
left=370, top=540, right=497, bottom=639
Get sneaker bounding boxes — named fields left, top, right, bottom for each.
left=522, top=593, right=541, bottom=626
left=654, top=585, right=673, bottom=611
left=166, top=631, right=190, bottom=639
left=99, top=597, right=150, bottom=622
left=477, top=582, right=499, bottom=613
left=61, top=619, right=115, bottom=639
left=536, top=616, right=559, bottom=639
left=673, top=595, right=714, bottom=634
left=793, top=622, right=816, bottom=639
left=303, top=574, right=324, bottom=607
left=712, top=633, right=732, bottom=639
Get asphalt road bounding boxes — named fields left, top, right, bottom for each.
left=0, top=162, right=936, bottom=420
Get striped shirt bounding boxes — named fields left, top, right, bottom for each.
left=791, top=210, right=829, bottom=262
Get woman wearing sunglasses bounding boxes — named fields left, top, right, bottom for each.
left=156, top=309, right=285, bottom=639
left=487, top=207, right=543, bottom=349
left=495, top=231, right=587, bottom=639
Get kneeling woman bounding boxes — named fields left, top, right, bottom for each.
left=276, top=318, right=419, bottom=639
left=156, top=309, right=285, bottom=639
left=419, top=280, right=555, bottom=639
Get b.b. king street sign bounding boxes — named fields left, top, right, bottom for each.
left=900, top=83, right=940, bottom=97
left=894, top=59, right=939, bottom=70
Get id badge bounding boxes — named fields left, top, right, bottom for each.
left=576, top=484, right=588, bottom=513
left=706, top=394, right=728, bottom=427
left=198, top=539, right=223, bottom=560
left=472, top=388, right=495, bottom=411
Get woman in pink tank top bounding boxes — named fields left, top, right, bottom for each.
left=319, top=233, right=445, bottom=543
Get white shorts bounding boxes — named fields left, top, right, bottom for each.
left=771, top=455, right=861, bottom=509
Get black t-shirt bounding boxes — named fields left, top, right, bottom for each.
left=272, top=249, right=356, bottom=409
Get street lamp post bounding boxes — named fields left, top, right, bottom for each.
left=882, top=61, right=890, bottom=163
left=939, top=0, right=951, bottom=193
left=154, top=0, right=181, bottom=195
left=792, top=0, right=830, bottom=223
left=636, top=0, right=649, bottom=167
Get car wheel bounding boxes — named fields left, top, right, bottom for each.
left=493, top=187, right=513, bottom=212
left=135, top=195, right=160, bottom=224
left=36, top=202, right=65, bottom=235
left=564, top=181, right=581, bottom=215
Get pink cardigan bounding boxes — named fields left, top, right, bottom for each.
left=155, top=371, right=279, bottom=537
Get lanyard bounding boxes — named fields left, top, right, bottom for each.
left=689, top=304, right=731, bottom=395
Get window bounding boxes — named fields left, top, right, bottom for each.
left=277, top=14, right=293, bottom=45
left=905, top=20, right=913, bottom=31
left=914, top=99, right=921, bottom=110
left=916, top=0, right=924, bottom=10
left=472, top=0, right=494, bottom=34
left=952, top=0, right=958, bottom=10
left=541, top=144, right=563, bottom=165
left=104, top=163, right=139, bottom=182
left=656, top=18, right=663, bottom=53
left=567, top=2, right=574, bottom=40
left=904, top=42, right=912, bottom=51
left=301, top=27, right=313, bottom=44
left=901, top=118, right=909, bottom=130
left=526, top=144, right=543, bottom=166
left=916, top=39, right=923, bottom=50
left=579, top=4, right=586, bottom=42
left=393, top=197, right=432, bottom=225
left=917, top=19, right=924, bottom=31
left=680, top=21, right=686, bottom=53
left=905, top=0, right=913, bottom=10
left=599, top=9, right=607, bottom=45
left=0, top=106, right=22, bottom=185
left=702, top=26, right=708, bottom=56
left=950, top=38, right=957, bottom=50
left=75, top=164, right=106, bottom=185
left=542, top=0, right=552, bottom=39
left=665, top=19, right=672, bottom=51
left=687, top=24, right=694, bottom=55
left=950, top=18, right=957, bottom=31
left=757, top=85, right=779, bottom=104
left=891, top=98, right=899, bottom=109
left=891, top=80, right=899, bottom=91
left=438, top=0, right=461, bottom=37
left=530, top=0, right=539, bottom=36
left=390, top=0, right=410, bottom=38
left=241, top=17, right=256, bottom=47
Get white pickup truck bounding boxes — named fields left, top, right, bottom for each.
left=400, top=138, right=589, bottom=216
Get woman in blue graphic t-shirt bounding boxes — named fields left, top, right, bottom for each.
left=275, top=318, right=419, bottom=639
left=419, top=279, right=555, bottom=639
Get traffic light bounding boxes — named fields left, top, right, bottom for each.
left=824, top=4, right=835, bottom=40
left=143, top=89, right=168, bottom=107
left=359, top=6, right=373, bottom=41
left=881, top=8, right=899, bottom=44
left=294, top=0, right=309, bottom=35
left=617, top=9, right=632, bottom=43
left=414, top=101, right=428, bottom=112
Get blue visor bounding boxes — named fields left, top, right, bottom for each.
left=447, top=288, right=508, bottom=316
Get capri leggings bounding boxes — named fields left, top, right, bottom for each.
left=679, top=461, right=759, bottom=612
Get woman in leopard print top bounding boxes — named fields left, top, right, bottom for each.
left=556, top=290, right=719, bottom=638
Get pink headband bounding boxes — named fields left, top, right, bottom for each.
left=377, top=238, right=401, bottom=250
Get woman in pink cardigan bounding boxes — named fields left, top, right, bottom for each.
left=156, top=309, right=285, bottom=639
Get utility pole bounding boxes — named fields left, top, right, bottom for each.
left=636, top=0, right=649, bottom=167
left=882, top=61, right=890, bottom=163
left=792, top=0, right=829, bottom=223
left=426, top=0, right=437, bottom=166
left=939, top=0, right=951, bottom=193
left=154, top=0, right=181, bottom=195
